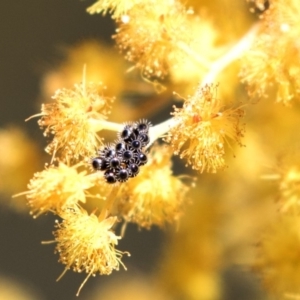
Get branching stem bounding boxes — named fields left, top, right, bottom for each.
left=91, top=23, right=259, bottom=144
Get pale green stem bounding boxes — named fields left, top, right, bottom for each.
left=176, top=40, right=211, bottom=69
left=89, top=119, right=124, bottom=132
left=200, top=23, right=259, bottom=87
left=147, top=117, right=180, bottom=148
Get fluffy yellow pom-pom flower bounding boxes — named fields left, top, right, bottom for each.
left=53, top=208, right=128, bottom=296
left=114, top=0, right=194, bottom=79
left=118, top=144, right=191, bottom=229
left=21, top=163, right=97, bottom=217
left=35, top=79, right=112, bottom=162
left=241, top=0, right=300, bottom=104
left=166, top=84, right=244, bottom=173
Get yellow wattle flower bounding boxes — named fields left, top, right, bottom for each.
left=54, top=208, right=129, bottom=296
left=118, top=144, right=191, bottom=228
left=36, top=79, right=112, bottom=162
left=23, top=163, right=97, bottom=217
left=166, top=84, right=244, bottom=173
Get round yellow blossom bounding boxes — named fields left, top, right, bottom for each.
left=166, top=84, right=244, bottom=173
left=114, top=0, right=195, bottom=79
left=37, top=80, right=112, bottom=161
left=24, top=163, right=96, bottom=217
left=240, top=0, right=300, bottom=104
left=54, top=208, right=128, bottom=295
left=118, top=144, right=191, bottom=229
left=254, top=213, right=300, bottom=297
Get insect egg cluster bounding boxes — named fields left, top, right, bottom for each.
left=91, top=120, right=151, bottom=183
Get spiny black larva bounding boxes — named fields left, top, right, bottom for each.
left=128, top=163, right=139, bottom=177
left=109, top=156, right=121, bottom=169
left=135, top=119, right=152, bottom=133
left=99, top=144, right=116, bottom=159
left=91, top=157, right=108, bottom=171
left=116, top=168, right=130, bottom=182
left=104, top=169, right=117, bottom=184
left=136, top=151, right=148, bottom=166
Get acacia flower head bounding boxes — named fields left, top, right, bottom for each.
left=114, top=0, right=194, bottom=79
left=54, top=208, right=128, bottom=295
left=36, top=79, right=113, bottom=161
left=241, top=0, right=300, bottom=104
left=23, top=163, right=96, bottom=218
left=166, top=84, right=244, bottom=173
left=118, top=144, right=191, bottom=229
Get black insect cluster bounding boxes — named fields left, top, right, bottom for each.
left=91, top=120, right=151, bottom=184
